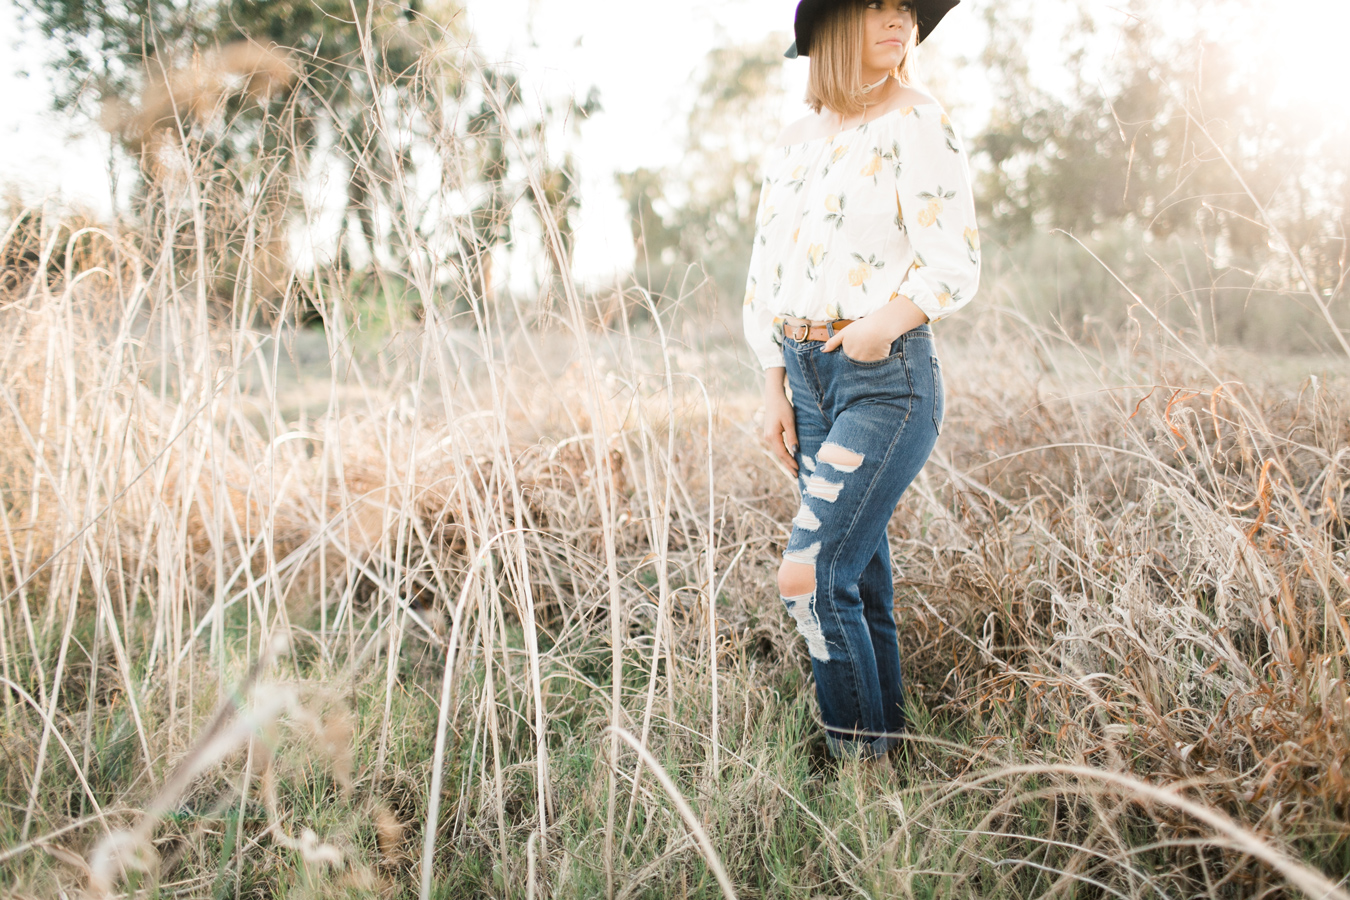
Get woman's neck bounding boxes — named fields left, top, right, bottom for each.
left=860, top=71, right=892, bottom=94
left=856, top=73, right=897, bottom=112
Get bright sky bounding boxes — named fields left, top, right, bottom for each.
left=0, top=0, right=985, bottom=282
left=465, top=0, right=989, bottom=282
left=0, top=0, right=116, bottom=211
left=3, top=0, right=1340, bottom=281
left=465, top=0, right=822, bottom=282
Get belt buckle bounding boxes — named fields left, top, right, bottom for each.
left=788, top=322, right=809, bottom=342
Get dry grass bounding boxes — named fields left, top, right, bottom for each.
left=3, top=33, right=1350, bottom=900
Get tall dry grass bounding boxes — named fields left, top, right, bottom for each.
left=3, top=22, right=1350, bottom=900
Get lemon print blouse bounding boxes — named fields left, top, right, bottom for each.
left=742, top=102, right=981, bottom=370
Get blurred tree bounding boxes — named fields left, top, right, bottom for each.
left=617, top=37, right=787, bottom=304
left=525, top=86, right=601, bottom=289
left=18, top=0, right=596, bottom=311
left=976, top=5, right=1231, bottom=240
left=615, top=166, right=680, bottom=273
left=18, top=0, right=456, bottom=268
left=456, top=66, right=519, bottom=301
left=974, top=0, right=1349, bottom=345
left=446, top=72, right=599, bottom=305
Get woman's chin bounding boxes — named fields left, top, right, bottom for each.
left=864, top=53, right=904, bottom=73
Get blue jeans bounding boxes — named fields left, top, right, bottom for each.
left=781, top=324, right=943, bottom=759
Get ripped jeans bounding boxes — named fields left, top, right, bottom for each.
left=780, top=324, right=943, bottom=760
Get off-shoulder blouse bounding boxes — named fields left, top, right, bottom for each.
left=742, top=102, right=981, bottom=370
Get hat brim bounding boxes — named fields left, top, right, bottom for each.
left=785, top=0, right=959, bottom=59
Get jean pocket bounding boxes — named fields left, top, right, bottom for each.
left=931, top=356, right=945, bottom=435
left=841, top=338, right=905, bottom=368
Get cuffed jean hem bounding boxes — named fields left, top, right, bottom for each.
left=825, top=729, right=905, bottom=761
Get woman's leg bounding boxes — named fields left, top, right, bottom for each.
left=778, top=332, right=939, bottom=759
left=780, top=345, right=832, bottom=657
left=858, top=532, right=906, bottom=737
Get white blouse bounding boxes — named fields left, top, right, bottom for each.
left=742, top=102, right=981, bottom=370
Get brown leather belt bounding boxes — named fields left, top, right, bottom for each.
left=780, top=317, right=854, bottom=343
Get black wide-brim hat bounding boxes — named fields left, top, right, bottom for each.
left=784, top=0, right=960, bottom=58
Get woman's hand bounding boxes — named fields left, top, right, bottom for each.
left=822, top=314, right=896, bottom=362
left=821, top=294, right=929, bottom=361
left=762, top=368, right=799, bottom=477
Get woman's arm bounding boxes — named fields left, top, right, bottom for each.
left=762, top=367, right=799, bottom=476
left=745, top=153, right=800, bottom=467
left=743, top=162, right=786, bottom=371
left=887, top=110, right=981, bottom=322
left=825, top=108, right=980, bottom=361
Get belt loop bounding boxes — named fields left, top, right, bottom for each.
left=826, top=320, right=835, bottom=338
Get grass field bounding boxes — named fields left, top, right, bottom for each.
left=2, top=193, right=1350, bottom=900
left=3, top=31, right=1350, bottom=891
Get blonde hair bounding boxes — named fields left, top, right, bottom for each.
left=805, top=2, right=919, bottom=116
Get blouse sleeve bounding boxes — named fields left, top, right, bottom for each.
left=742, top=167, right=785, bottom=369
left=884, top=110, right=981, bottom=322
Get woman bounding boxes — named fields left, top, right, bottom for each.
left=743, top=0, right=978, bottom=761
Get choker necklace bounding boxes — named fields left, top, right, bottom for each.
left=835, top=73, right=891, bottom=135
left=860, top=73, right=891, bottom=94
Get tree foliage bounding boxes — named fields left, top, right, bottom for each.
left=18, top=0, right=598, bottom=309
left=39, top=2, right=432, bottom=236
left=976, top=0, right=1349, bottom=304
